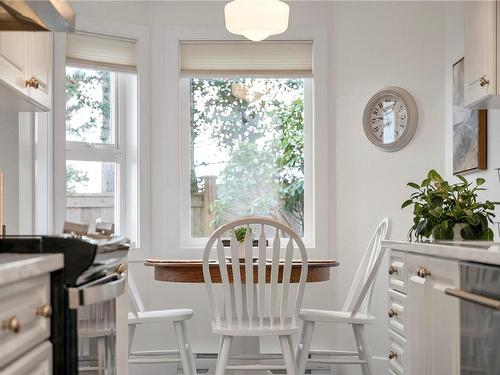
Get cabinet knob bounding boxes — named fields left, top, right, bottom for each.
left=2, top=316, right=20, bottom=333
left=25, top=77, right=39, bottom=89
left=480, top=77, right=490, bottom=87
left=416, top=266, right=431, bottom=278
left=388, top=266, right=398, bottom=275
left=388, top=351, right=398, bottom=360
left=36, top=304, right=52, bottom=318
left=388, top=309, right=398, bottom=318
left=114, top=263, right=126, bottom=275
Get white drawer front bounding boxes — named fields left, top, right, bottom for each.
left=389, top=329, right=406, bottom=375
left=388, top=289, right=406, bottom=337
left=0, top=341, right=52, bottom=375
left=389, top=250, right=406, bottom=294
left=0, top=275, right=51, bottom=368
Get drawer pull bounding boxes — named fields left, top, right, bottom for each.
left=480, top=77, right=490, bottom=87
left=36, top=304, right=52, bottom=318
left=388, top=351, right=398, bottom=360
left=388, top=266, right=398, bottom=275
left=25, top=77, right=40, bottom=89
left=388, top=309, right=398, bottom=318
left=417, top=266, right=431, bottom=278
left=2, top=316, right=20, bottom=333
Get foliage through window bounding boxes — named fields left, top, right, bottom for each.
left=65, top=66, right=118, bottom=231
left=190, top=78, right=305, bottom=237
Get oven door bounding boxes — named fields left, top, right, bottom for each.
left=445, top=262, right=500, bottom=375
left=68, top=271, right=126, bottom=374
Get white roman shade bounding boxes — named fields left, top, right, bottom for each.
left=179, top=41, right=313, bottom=77
left=66, top=32, right=136, bottom=72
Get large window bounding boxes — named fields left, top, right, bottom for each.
left=189, top=78, right=306, bottom=237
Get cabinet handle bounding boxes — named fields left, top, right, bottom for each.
left=388, top=351, right=398, bottom=360
left=388, top=309, right=398, bottom=318
left=480, top=77, right=490, bottom=87
left=25, top=77, right=39, bottom=89
left=2, top=316, right=20, bottom=333
left=388, top=266, right=398, bottom=275
left=417, top=266, right=431, bottom=278
left=36, top=304, right=52, bottom=318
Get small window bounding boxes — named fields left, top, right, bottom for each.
left=189, top=77, right=306, bottom=237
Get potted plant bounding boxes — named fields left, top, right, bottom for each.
left=402, top=170, right=499, bottom=241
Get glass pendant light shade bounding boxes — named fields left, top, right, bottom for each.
left=224, top=0, right=290, bottom=42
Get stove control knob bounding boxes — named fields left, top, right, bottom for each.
left=36, top=304, right=52, bottom=318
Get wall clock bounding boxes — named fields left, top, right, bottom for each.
left=362, top=87, right=418, bottom=152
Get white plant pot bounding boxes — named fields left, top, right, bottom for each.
left=453, top=223, right=467, bottom=241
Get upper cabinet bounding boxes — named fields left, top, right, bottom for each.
left=464, top=1, right=497, bottom=107
left=0, top=32, right=52, bottom=112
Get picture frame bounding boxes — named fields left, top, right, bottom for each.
left=453, top=57, right=487, bottom=175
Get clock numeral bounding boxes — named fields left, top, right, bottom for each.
left=373, top=110, right=379, bottom=115
left=374, top=126, right=380, bottom=133
left=378, top=102, right=384, bottom=109
left=371, top=119, right=376, bottom=124
left=395, top=130, right=399, bottom=137
left=379, top=131, right=384, bottom=139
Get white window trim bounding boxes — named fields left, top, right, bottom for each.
left=53, top=16, right=150, bottom=260
left=159, top=26, right=329, bottom=259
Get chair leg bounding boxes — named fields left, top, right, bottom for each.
left=353, top=324, right=373, bottom=375
left=280, top=335, right=297, bottom=375
left=215, top=336, right=232, bottom=375
left=296, top=321, right=315, bottom=375
left=174, top=321, right=196, bottom=375
left=128, top=324, right=136, bottom=355
left=182, top=321, right=197, bottom=375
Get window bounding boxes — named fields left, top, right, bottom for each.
left=180, top=41, right=313, bottom=244
left=189, top=78, right=306, bottom=237
left=64, top=33, right=137, bottom=235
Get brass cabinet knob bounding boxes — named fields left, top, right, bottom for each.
left=114, top=263, right=126, bottom=275
left=480, top=77, right=490, bottom=87
left=25, top=77, right=39, bottom=89
left=388, top=266, right=398, bottom=275
left=417, top=266, right=431, bottom=278
left=388, top=309, right=398, bottom=318
left=36, top=304, right=52, bottom=318
left=2, top=316, right=20, bottom=333
left=388, top=351, right=398, bottom=360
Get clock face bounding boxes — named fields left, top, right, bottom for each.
left=368, top=95, right=408, bottom=144
left=363, top=87, right=418, bottom=152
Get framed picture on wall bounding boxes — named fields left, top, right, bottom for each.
left=453, top=58, right=487, bottom=175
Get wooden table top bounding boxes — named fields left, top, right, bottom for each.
left=144, top=259, right=339, bottom=283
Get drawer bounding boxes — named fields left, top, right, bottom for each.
left=0, top=340, right=52, bottom=375
left=0, top=275, right=51, bottom=368
left=388, top=329, right=406, bottom=375
left=388, top=289, right=406, bottom=337
left=389, top=250, right=406, bottom=294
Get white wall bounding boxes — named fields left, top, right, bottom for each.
left=69, top=2, right=451, bottom=374
left=445, top=2, right=500, bottom=232
left=0, top=113, right=19, bottom=234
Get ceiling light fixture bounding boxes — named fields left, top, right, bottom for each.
left=224, top=0, right=290, bottom=42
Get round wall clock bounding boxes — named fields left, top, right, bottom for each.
left=362, top=87, right=418, bottom=152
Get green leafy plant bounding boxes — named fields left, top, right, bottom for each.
left=234, top=226, right=250, bottom=243
left=402, top=170, right=499, bottom=241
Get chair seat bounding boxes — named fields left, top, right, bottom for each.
left=128, top=309, right=194, bottom=324
left=212, top=318, right=301, bottom=336
left=299, top=309, right=376, bottom=324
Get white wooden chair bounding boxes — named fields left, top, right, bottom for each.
left=296, top=217, right=391, bottom=375
left=127, top=273, right=197, bottom=375
left=203, top=216, right=308, bottom=375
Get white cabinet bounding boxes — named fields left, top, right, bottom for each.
left=464, top=0, right=497, bottom=107
left=0, top=32, right=52, bottom=112
left=388, top=251, right=460, bottom=374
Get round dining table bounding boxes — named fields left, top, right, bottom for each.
left=144, top=259, right=339, bottom=374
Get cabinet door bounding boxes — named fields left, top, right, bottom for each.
left=0, top=32, right=28, bottom=96
left=406, top=253, right=430, bottom=375
left=428, top=258, right=460, bottom=375
left=27, top=32, right=52, bottom=111
left=464, top=1, right=497, bottom=107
